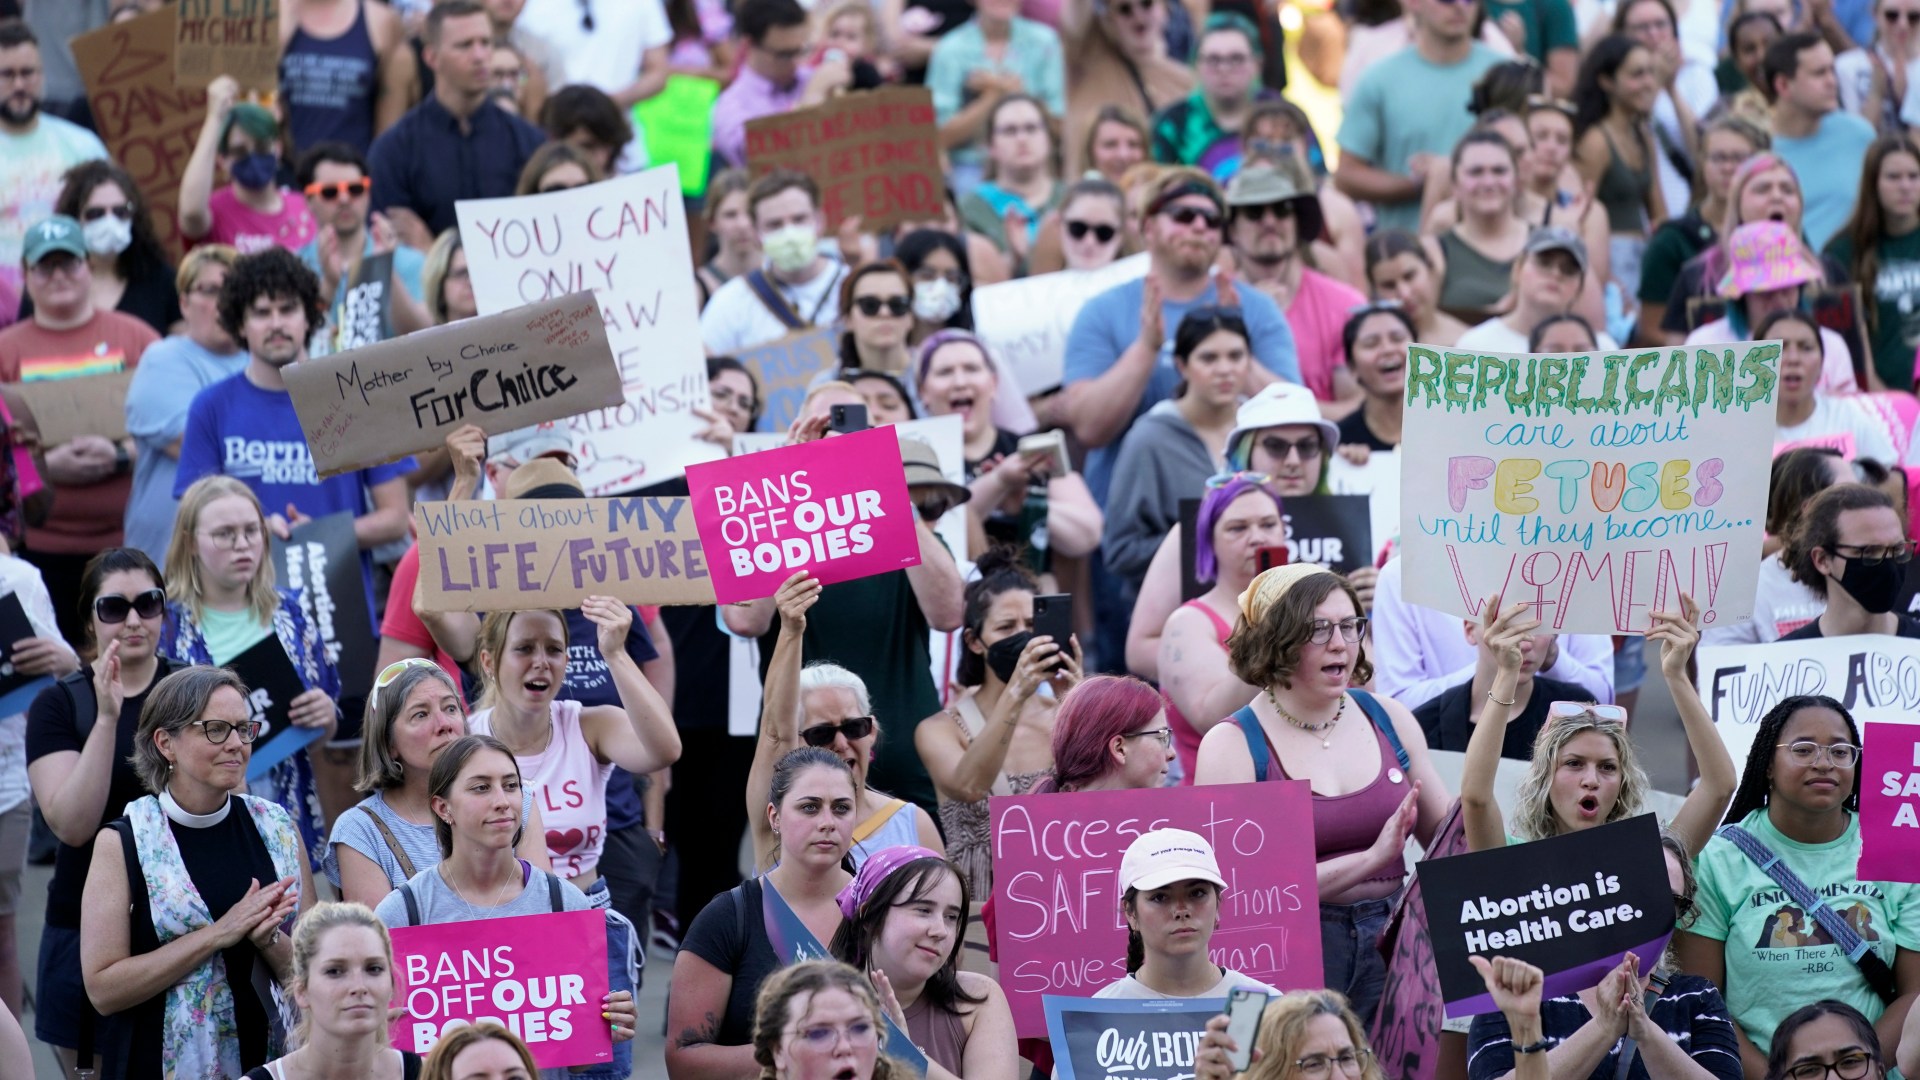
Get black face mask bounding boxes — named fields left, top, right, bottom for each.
left=1835, top=554, right=1904, bottom=615
left=984, top=631, right=1032, bottom=683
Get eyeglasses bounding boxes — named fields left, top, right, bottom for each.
left=1785, top=1052, right=1878, bottom=1080
left=370, top=656, right=445, bottom=712
left=1295, top=1048, right=1374, bottom=1078
left=1624, top=15, right=1675, bottom=34
left=1236, top=201, right=1296, bottom=224
left=191, top=718, right=265, bottom=745
left=189, top=282, right=225, bottom=298
left=763, top=44, right=807, bottom=61
left=1206, top=470, right=1272, bottom=488
left=1776, top=740, right=1861, bottom=768
left=1122, top=727, right=1173, bottom=747
left=1673, top=892, right=1696, bottom=926
left=1829, top=540, right=1916, bottom=566
left=800, top=716, right=876, bottom=747
left=1307, top=617, right=1368, bottom=644
left=95, top=588, right=166, bottom=625
left=1065, top=220, right=1118, bottom=243
left=1547, top=701, right=1630, bottom=724
left=304, top=179, right=371, bottom=201
left=1706, top=151, right=1752, bottom=167
left=1161, top=204, right=1223, bottom=230
left=1198, top=52, right=1252, bottom=69
left=80, top=204, right=134, bottom=223
left=853, top=295, right=911, bottom=317
left=1886, top=9, right=1920, bottom=23
left=200, top=523, right=264, bottom=549
left=28, top=255, right=83, bottom=278
left=1257, top=435, right=1324, bottom=462
left=787, top=1020, right=878, bottom=1049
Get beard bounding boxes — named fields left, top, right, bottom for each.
left=0, top=95, right=38, bottom=127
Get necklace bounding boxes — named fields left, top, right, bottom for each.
left=1267, top=690, right=1345, bottom=749
left=441, top=860, right=520, bottom=919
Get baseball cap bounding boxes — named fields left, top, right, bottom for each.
left=501, top=457, right=584, bottom=500
left=22, top=217, right=86, bottom=267
left=1119, top=828, right=1228, bottom=892
left=1523, top=226, right=1589, bottom=275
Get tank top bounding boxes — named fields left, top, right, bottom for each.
left=280, top=0, right=379, bottom=153
left=1165, top=599, right=1235, bottom=785
left=935, top=694, right=1049, bottom=896
left=852, top=798, right=922, bottom=867
left=470, top=699, right=613, bottom=880
left=905, top=996, right=970, bottom=1076
left=1596, top=126, right=1654, bottom=235
left=1436, top=230, right=1516, bottom=320
left=1256, top=711, right=1408, bottom=889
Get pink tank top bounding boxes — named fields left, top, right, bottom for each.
left=1262, top=717, right=1408, bottom=889
left=1164, top=600, right=1235, bottom=785
left=470, top=699, right=613, bottom=880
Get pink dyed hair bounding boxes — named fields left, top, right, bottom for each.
left=1047, top=675, right=1165, bottom=791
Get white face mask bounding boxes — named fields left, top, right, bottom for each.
left=83, top=215, right=132, bottom=257
left=761, top=223, right=819, bottom=273
left=912, top=278, right=961, bottom=323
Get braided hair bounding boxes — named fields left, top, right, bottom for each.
left=1722, top=694, right=1861, bottom=825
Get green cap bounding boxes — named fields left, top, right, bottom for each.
left=21, top=216, right=86, bottom=267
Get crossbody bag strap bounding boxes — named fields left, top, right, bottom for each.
left=1608, top=972, right=1669, bottom=1080
left=1232, top=705, right=1268, bottom=782
left=1717, top=824, right=1899, bottom=1003
left=544, top=868, right=564, bottom=912
left=399, top=881, right=421, bottom=928
left=360, top=805, right=418, bottom=881
left=744, top=269, right=808, bottom=330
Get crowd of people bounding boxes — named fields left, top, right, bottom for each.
left=2, top=0, right=1920, bottom=1071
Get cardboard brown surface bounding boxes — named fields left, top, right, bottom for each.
left=413, top=497, right=717, bottom=611
left=744, top=86, right=941, bottom=230
left=71, top=8, right=210, bottom=259
left=14, top=371, right=135, bottom=445
left=175, top=0, right=280, bottom=92
left=285, top=292, right=625, bottom=478
left=736, top=326, right=838, bottom=433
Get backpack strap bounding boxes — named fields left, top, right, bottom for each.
left=1349, top=689, right=1412, bottom=771
left=1232, top=705, right=1269, bottom=782
left=744, top=269, right=808, bottom=330
left=360, top=805, right=418, bottom=881
left=544, top=868, right=564, bottom=912
left=1717, top=823, right=1899, bottom=1004
left=399, top=881, right=421, bottom=928
left=60, top=668, right=98, bottom=742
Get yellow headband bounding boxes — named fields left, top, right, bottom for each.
left=1236, top=563, right=1338, bottom=625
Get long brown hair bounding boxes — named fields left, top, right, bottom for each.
left=1837, top=134, right=1920, bottom=348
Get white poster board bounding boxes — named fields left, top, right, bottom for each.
left=456, top=165, right=718, bottom=495
left=1327, top=448, right=1400, bottom=562
left=1697, top=634, right=1920, bottom=767
left=970, top=253, right=1149, bottom=395
left=1399, top=343, right=1779, bottom=635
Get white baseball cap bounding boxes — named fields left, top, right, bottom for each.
left=1119, top=828, right=1228, bottom=892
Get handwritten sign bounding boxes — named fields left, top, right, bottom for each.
left=412, top=497, right=714, bottom=611
left=12, top=370, right=135, bottom=445
left=1699, top=634, right=1920, bottom=772
left=225, top=634, right=318, bottom=781
left=989, top=782, right=1322, bottom=1037
left=686, top=427, right=920, bottom=604
left=285, top=292, right=623, bottom=477
left=175, top=0, right=279, bottom=92
left=743, top=86, right=941, bottom=230
left=272, top=511, right=375, bottom=689
left=1859, top=723, right=1920, bottom=884
left=972, top=254, right=1150, bottom=395
left=390, top=910, right=612, bottom=1069
left=1417, top=814, right=1673, bottom=1018
left=737, top=327, right=839, bottom=433
left=72, top=8, right=209, bottom=260
left=1045, top=996, right=1227, bottom=1080
left=456, top=167, right=717, bottom=495
left=1399, top=344, right=1779, bottom=635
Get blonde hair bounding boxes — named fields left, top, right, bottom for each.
left=1510, top=708, right=1649, bottom=841
left=816, top=0, right=875, bottom=46
left=475, top=609, right=569, bottom=710
left=1242, top=991, right=1386, bottom=1080
left=420, top=1022, right=539, bottom=1080
left=801, top=380, right=861, bottom=418
left=287, top=902, right=395, bottom=1044
left=175, top=243, right=237, bottom=295
left=421, top=228, right=464, bottom=325
left=164, top=474, right=279, bottom=628
left=751, top=960, right=909, bottom=1080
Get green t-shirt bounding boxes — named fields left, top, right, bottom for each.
left=199, top=605, right=273, bottom=667
left=1825, top=228, right=1920, bottom=391
left=1691, top=808, right=1920, bottom=1048
left=1639, top=210, right=1715, bottom=305
left=1337, top=44, right=1504, bottom=232
left=1482, top=0, right=1577, bottom=63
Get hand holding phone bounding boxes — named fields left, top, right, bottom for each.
left=1032, top=593, right=1072, bottom=669
left=1223, top=988, right=1270, bottom=1072
left=829, top=403, right=869, bottom=434
left=1256, top=546, right=1290, bottom=573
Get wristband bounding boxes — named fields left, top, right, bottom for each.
left=1511, top=1038, right=1551, bottom=1055
left=1487, top=690, right=1517, bottom=708
left=113, top=444, right=131, bottom=474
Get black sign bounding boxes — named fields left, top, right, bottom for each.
left=1416, top=813, right=1674, bottom=1019
left=271, top=511, right=375, bottom=697
left=226, top=634, right=320, bottom=781
left=1180, top=493, right=1375, bottom=600
left=0, top=592, right=40, bottom=701
left=1045, top=996, right=1227, bottom=1080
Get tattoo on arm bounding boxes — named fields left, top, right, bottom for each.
left=675, top=1011, right=722, bottom=1049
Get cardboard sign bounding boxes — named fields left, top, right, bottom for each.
left=989, top=781, right=1323, bottom=1037
left=1370, top=802, right=1470, bottom=1080
left=12, top=370, right=135, bottom=445
left=743, top=86, right=941, bottom=230
left=1859, top=723, right=1920, bottom=883
left=633, top=75, right=720, bottom=197
left=685, top=427, right=920, bottom=604
left=1399, top=344, right=1779, bottom=635
left=271, top=511, right=375, bottom=691
left=390, top=910, right=612, bottom=1069
left=225, top=634, right=319, bottom=781
left=737, top=327, right=840, bottom=434
left=1045, top=996, right=1228, bottom=1080
left=1416, top=814, right=1674, bottom=1019
left=175, top=0, right=279, bottom=92
left=457, top=167, right=717, bottom=495
left=72, top=8, right=210, bottom=259
left=1699, top=634, right=1920, bottom=776
left=412, top=497, right=715, bottom=612
left=972, top=253, right=1151, bottom=395
left=285, top=292, right=623, bottom=477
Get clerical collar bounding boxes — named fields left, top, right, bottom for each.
left=159, top=789, right=231, bottom=828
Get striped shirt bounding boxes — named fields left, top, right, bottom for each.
left=1467, top=973, right=1743, bottom=1080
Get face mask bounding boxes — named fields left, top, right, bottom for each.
left=1834, top=553, right=1903, bottom=614
left=913, top=278, right=961, bottom=323
left=231, top=152, right=278, bottom=190
left=984, top=630, right=1032, bottom=683
left=82, top=215, right=132, bottom=256
left=762, top=223, right=818, bottom=273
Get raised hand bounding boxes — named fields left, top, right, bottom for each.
left=1480, top=594, right=1544, bottom=675
left=774, top=571, right=822, bottom=635
left=580, top=596, right=634, bottom=659
left=1647, top=593, right=1700, bottom=682
left=93, top=639, right=124, bottom=721
left=1467, top=954, right=1544, bottom=1023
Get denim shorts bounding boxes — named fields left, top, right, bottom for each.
left=1320, top=894, right=1397, bottom=1030
left=566, top=878, right=637, bottom=1079
left=1615, top=634, right=1648, bottom=695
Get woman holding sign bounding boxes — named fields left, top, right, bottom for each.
left=243, top=902, right=423, bottom=1080
left=161, top=475, right=340, bottom=864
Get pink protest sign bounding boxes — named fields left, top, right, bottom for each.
left=1859, top=722, right=1920, bottom=884
left=988, top=781, right=1323, bottom=1038
left=685, top=426, right=921, bottom=603
left=389, top=910, right=612, bottom=1069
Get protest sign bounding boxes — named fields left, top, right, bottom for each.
left=456, top=167, right=716, bottom=494
left=315, top=250, right=395, bottom=357
left=72, top=8, right=209, bottom=258
left=272, top=512, right=375, bottom=693
left=1700, top=635, right=1920, bottom=778
left=412, top=497, right=715, bottom=612
left=1327, top=449, right=1399, bottom=560
left=971, top=253, right=1151, bottom=395
left=1416, top=813, right=1673, bottom=1018
left=175, top=0, right=279, bottom=92
left=633, top=75, right=720, bottom=197
left=743, top=87, right=941, bottom=230
left=225, top=635, right=318, bottom=781
left=1860, top=723, right=1920, bottom=884
left=737, top=328, right=840, bottom=433
left=686, top=426, right=921, bottom=604
left=0, top=593, right=44, bottom=705
left=390, top=910, right=612, bottom=1069
left=989, top=781, right=1322, bottom=1037
left=12, top=370, right=135, bottom=445
left=1045, top=996, right=1226, bottom=1080
left=1399, top=344, right=1779, bottom=635
left=1178, top=494, right=1374, bottom=600
left=285, top=291, right=623, bottom=477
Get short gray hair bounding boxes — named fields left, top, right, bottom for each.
left=133, top=666, right=250, bottom=793
left=798, top=662, right=872, bottom=717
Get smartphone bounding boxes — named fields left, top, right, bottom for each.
left=1256, top=545, right=1290, bottom=573
left=1033, top=593, right=1072, bottom=665
left=1224, top=988, right=1271, bottom=1072
left=829, top=403, right=869, bottom=434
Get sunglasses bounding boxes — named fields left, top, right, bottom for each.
left=1673, top=892, right=1696, bottom=926
left=1162, top=204, right=1223, bottom=229
left=1065, top=220, right=1118, bottom=243
left=370, top=656, right=446, bottom=712
left=1236, top=201, right=1296, bottom=224
left=1206, top=470, right=1272, bottom=488
left=95, top=588, right=166, bottom=625
left=800, top=716, right=875, bottom=747
left=80, top=204, right=134, bottom=223
left=304, top=179, right=371, bottom=201
left=1547, top=701, right=1630, bottom=724
left=1886, top=9, right=1920, bottom=23
left=1258, top=435, right=1324, bottom=462
left=853, top=295, right=911, bottom=317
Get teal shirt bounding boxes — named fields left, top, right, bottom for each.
left=198, top=605, right=274, bottom=667
left=926, top=17, right=1066, bottom=170
left=1482, top=0, right=1577, bottom=62
left=1774, top=111, right=1876, bottom=251
left=1337, top=44, right=1504, bottom=232
left=1826, top=227, right=1920, bottom=391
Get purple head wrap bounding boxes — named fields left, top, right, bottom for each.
left=835, top=844, right=946, bottom=920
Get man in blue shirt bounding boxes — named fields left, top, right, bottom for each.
left=1766, top=31, right=1876, bottom=250
left=176, top=248, right=414, bottom=628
